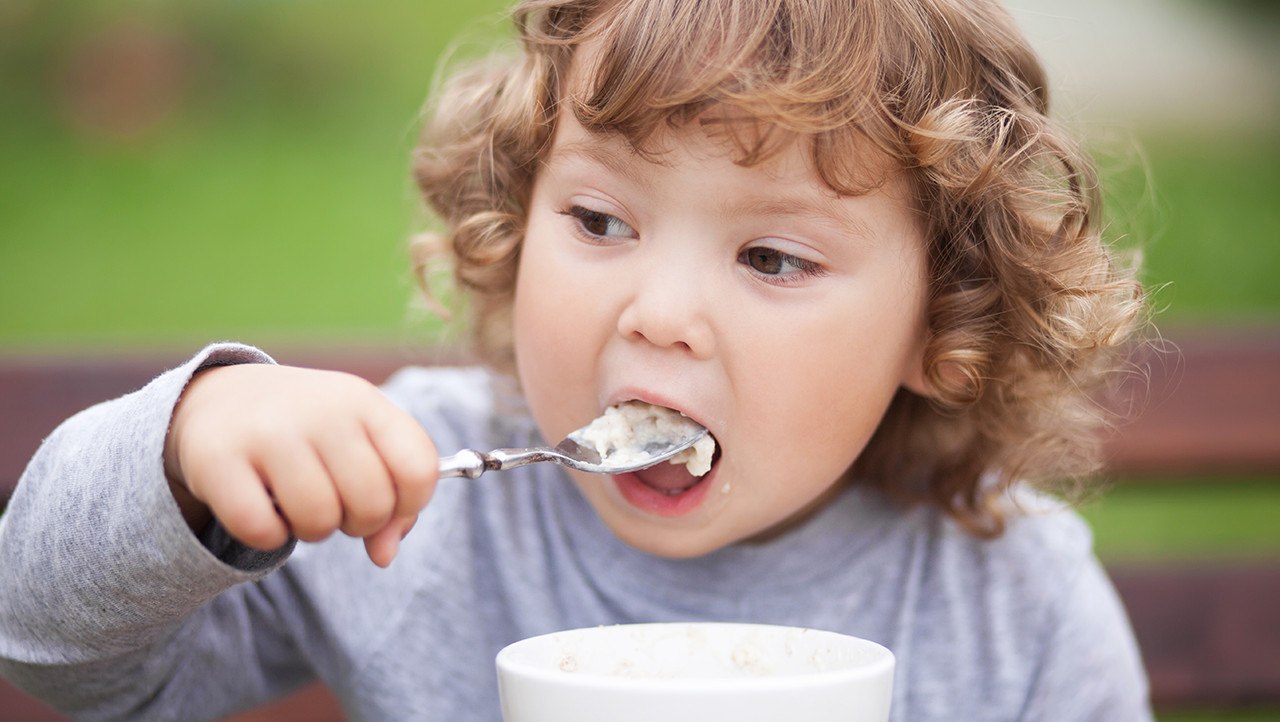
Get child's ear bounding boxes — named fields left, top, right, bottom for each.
left=900, top=330, right=933, bottom=398
left=905, top=349, right=981, bottom=404
left=902, top=360, right=931, bottom=397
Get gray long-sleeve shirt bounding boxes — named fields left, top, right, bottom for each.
left=0, top=344, right=1153, bottom=721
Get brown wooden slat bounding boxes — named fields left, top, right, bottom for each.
left=4, top=328, right=1276, bottom=500
left=0, top=678, right=67, bottom=722
left=1103, top=328, right=1280, bottom=477
left=0, top=358, right=165, bottom=504
left=0, top=346, right=462, bottom=504
left=1110, top=562, right=1280, bottom=710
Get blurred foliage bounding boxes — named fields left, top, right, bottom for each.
left=0, top=0, right=512, bottom=349
left=1094, top=132, right=1280, bottom=325
left=1186, top=0, right=1280, bottom=22
left=1, top=0, right=1277, bottom=350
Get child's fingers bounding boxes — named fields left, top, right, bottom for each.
left=364, top=408, right=439, bottom=520
left=170, top=365, right=437, bottom=558
left=191, top=456, right=291, bottom=551
left=315, top=428, right=397, bottom=539
left=261, top=441, right=342, bottom=543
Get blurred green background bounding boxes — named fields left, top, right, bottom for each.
left=1, top=0, right=1277, bottom=342
left=1, top=1, right=1277, bottom=720
left=0, top=0, right=519, bottom=350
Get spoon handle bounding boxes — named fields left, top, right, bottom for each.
left=438, top=448, right=561, bottom=479
left=438, top=449, right=490, bottom=479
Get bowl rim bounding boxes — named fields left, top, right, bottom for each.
left=494, top=622, right=895, bottom=692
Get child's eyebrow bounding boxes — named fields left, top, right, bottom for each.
left=546, top=140, right=655, bottom=192
left=719, top=195, right=875, bottom=242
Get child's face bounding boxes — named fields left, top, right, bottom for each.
left=512, top=108, right=931, bottom=559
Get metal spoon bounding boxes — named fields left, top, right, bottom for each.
left=437, top=424, right=709, bottom=480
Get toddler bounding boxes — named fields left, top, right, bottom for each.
left=0, top=0, right=1152, bottom=720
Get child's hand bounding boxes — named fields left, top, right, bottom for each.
left=163, top=364, right=439, bottom=568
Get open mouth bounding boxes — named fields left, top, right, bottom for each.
left=614, top=436, right=723, bottom=516
left=633, top=440, right=722, bottom=495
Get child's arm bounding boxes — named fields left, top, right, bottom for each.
left=0, top=343, right=438, bottom=719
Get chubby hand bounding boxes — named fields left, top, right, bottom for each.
left=163, top=364, right=439, bottom=568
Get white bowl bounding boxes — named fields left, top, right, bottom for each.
left=496, top=622, right=895, bottom=722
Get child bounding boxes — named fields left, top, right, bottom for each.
left=0, top=0, right=1152, bottom=720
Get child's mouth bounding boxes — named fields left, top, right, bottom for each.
left=634, top=459, right=705, bottom=495
left=614, top=440, right=722, bottom=516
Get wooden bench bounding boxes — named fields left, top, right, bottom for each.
left=1099, top=328, right=1280, bottom=713
left=2, top=328, right=1277, bottom=719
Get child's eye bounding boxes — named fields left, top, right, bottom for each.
left=737, top=246, right=826, bottom=282
left=560, top=206, right=637, bottom=242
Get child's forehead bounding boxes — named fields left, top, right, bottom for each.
left=546, top=96, right=902, bottom=202
left=547, top=110, right=800, bottom=180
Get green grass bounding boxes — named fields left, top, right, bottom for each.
left=1083, top=477, right=1280, bottom=563
left=1095, top=132, right=1280, bottom=324
left=0, top=113, right=426, bottom=347
left=3, top=122, right=1276, bottom=349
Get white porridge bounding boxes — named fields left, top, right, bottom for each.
left=578, top=401, right=716, bottom=475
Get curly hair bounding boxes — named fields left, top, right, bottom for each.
left=411, top=0, right=1146, bottom=536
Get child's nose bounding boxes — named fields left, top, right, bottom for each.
left=615, top=264, right=715, bottom=359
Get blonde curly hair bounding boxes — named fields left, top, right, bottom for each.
left=411, top=0, right=1146, bottom=536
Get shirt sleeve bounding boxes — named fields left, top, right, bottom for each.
left=0, top=343, right=309, bottom=721
left=1017, top=555, right=1155, bottom=722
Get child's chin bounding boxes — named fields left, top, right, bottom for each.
left=608, top=517, right=733, bottom=560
